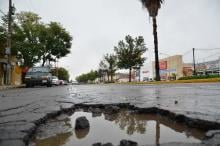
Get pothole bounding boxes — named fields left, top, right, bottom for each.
left=29, top=108, right=207, bottom=146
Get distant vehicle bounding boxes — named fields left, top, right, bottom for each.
left=25, top=67, right=52, bottom=88
left=63, top=80, right=68, bottom=85
left=71, top=81, right=79, bottom=85
left=58, top=80, right=64, bottom=85
left=52, top=76, right=59, bottom=85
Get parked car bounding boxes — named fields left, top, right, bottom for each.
left=58, top=80, right=64, bottom=85
left=52, top=76, right=59, bottom=86
left=63, top=80, right=68, bottom=85
left=25, top=67, right=53, bottom=88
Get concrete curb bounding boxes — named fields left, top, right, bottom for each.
left=0, top=85, right=25, bottom=90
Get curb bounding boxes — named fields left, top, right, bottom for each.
left=0, top=85, right=25, bottom=90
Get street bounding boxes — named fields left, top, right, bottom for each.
left=0, top=83, right=220, bottom=146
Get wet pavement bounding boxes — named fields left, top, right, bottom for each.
left=0, top=83, right=220, bottom=146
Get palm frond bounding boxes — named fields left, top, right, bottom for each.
left=140, top=0, right=164, bottom=17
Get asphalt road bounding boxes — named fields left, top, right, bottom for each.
left=0, top=83, right=220, bottom=146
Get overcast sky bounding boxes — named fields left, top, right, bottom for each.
left=1, top=0, right=220, bottom=79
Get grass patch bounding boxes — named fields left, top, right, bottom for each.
left=118, top=78, right=220, bottom=85
left=178, top=75, right=220, bottom=80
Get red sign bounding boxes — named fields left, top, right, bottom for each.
left=159, top=61, right=167, bottom=70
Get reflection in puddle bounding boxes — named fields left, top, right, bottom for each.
left=31, top=110, right=206, bottom=146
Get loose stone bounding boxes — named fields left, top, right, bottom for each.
left=120, top=139, right=138, bottom=146
left=75, top=116, right=90, bottom=130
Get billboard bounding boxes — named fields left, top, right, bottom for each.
left=159, top=61, right=167, bottom=70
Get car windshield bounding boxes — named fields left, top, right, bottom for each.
left=52, top=76, right=58, bottom=79
left=26, top=72, right=49, bottom=76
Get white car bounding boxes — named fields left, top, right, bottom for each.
left=59, top=80, right=64, bottom=85
left=52, top=76, right=59, bottom=85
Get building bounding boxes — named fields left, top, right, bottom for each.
left=183, top=63, right=193, bottom=77
left=152, top=55, right=195, bottom=80
left=0, top=55, right=22, bottom=85
left=152, top=55, right=184, bottom=80
left=196, top=59, right=220, bottom=75
left=115, top=72, right=135, bottom=83
left=0, top=51, right=7, bottom=85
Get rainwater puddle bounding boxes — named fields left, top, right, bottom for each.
left=31, top=110, right=206, bottom=146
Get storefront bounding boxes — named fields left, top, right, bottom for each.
left=152, top=55, right=184, bottom=80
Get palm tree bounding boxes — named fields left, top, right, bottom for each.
left=140, top=0, right=164, bottom=81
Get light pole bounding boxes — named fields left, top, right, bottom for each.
left=218, top=57, right=220, bottom=76
left=193, top=48, right=197, bottom=76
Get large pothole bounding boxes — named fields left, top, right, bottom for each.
left=29, top=106, right=210, bottom=146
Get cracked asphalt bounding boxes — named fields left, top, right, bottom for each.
left=0, top=83, right=220, bottom=146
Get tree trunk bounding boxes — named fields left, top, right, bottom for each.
left=42, top=60, right=45, bottom=67
left=42, top=57, right=46, bottom=67
left=129, top=67, right=132, bottom=82
left=153, top=17, right=161, bottom=81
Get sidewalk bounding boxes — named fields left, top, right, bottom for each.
left=0, top=84, right=25, bottom=90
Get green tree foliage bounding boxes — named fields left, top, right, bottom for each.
left=114, top=35, right=147, bottom=82
left=99, top=54, right=117, bottom=82
left=0, top=25, right=6, bottom=56
left=51, top=67, right=70, bottom=81
left=98, top=60, right=108, bottom=82
left=39, top=22, right=72, bottom=66
left=12, top=12, right=42, bottom=67
left=75, top=70, right=98, bottom=83
left=140, top=0, right=164, bottom=81
left=0, top=11, right=72, bottom=68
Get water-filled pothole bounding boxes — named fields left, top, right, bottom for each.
left=31, top=109, right=207, bottom=146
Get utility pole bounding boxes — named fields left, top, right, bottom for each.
left=192, top=48, right=196, bottom=76
left=6, top=0, right=13, bottom=85
left=218, top=57, right=220, bottom=76
left=138, top=68, right=141, bottom=82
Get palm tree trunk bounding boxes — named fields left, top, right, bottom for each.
left=156, top=120, right=160, bottom=145
left=153, top=17, right=161, bottom=81
left=129, top=67, right=132, bottom=82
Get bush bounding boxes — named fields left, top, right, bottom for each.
left=178, top=75, right=220, bottom=80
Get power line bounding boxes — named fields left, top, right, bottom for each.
left=196, top=48, right=220, bottom=51
left=197, top=52, right=220, bottom=61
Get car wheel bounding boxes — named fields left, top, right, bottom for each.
left=47, top=83, right=52, bottom=87
left=26, top=84, right=30, bottom=88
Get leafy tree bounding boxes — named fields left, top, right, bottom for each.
left=75, top=70, right=98, bottom=83
left=12, top=12, right=43, bottom=67
left=140, top=0, right=164, bottom=81
left=98, top=60, right=108, bottom=82
left=39, top=22, right=72, bottom=66
left=51, top=67, right=69, bottom=81
left=114, top=35, right=147, bottom=82
left=0, top=14, right=15, bottom=56
left=103, top=53, right=117, bottom=82
left=0, top=25, right=6, bottom=56
left=1, top=11, right=72, bottom=68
